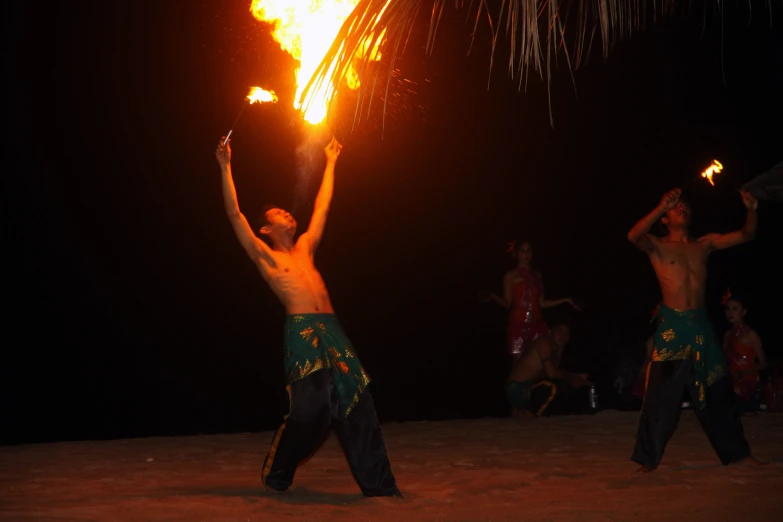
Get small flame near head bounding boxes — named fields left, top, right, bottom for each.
left=701, top=159, right=723, bottom=186
left=247, top=86, right=278, bottom=104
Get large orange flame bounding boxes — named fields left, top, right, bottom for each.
left=701, top=159, right=723, bottom=186
left=250, top=0, right=386, bottom=124
left=247, top=86, right=278, bottom=104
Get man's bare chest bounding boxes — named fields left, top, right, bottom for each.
left=655, top=242, right=708, bottom=271
left=262, top=253, right=322, bottom=285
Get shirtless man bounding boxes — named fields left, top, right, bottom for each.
left=216, top=137, right=400, bottom=497
left=506, top=323, right=591, bottom=417
left=627, top=187, right=759, bottom=471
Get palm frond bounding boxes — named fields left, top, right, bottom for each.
left=302, top=0, right=781, bottom=132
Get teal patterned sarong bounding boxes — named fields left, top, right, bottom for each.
left=651, top=305, right=726, bottom=408
left=284, top=314, right=371, bottom=417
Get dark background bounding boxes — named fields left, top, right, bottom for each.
left=4, top=1, right=782, bottom=444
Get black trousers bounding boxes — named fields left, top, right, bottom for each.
left=262, top=370, right=400, bottom=496
left=632, top=360, right=750, bottom=469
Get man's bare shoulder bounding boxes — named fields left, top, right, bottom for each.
left=657, top=235, right=711, bottom=250
left=294, top=232, right=315, bottom=252
left=646, top=233, right=662, bottom=243
left=694, top=232, right=721, bottom=248
left=641, top=233, right=663, bottom=253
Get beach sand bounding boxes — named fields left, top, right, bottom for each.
left=1, top=411, right=781, bottom=521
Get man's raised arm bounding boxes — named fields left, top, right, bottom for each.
left=703, top=190, right=758, bottom=251
left=215, top=138, right=270, bottom=261
left=627, top=188, right=679, bottom=253
left=302, top=137, right=342, bottom=252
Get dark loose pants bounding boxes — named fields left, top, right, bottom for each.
left=262, top=369, right=400, bottom=496
left=632, top=359, right=750, bottom=469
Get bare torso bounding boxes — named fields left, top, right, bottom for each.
left=253, top=243, right=334, bottom=315
left=508, top=336, right=562, bottom=383
left=648, top=236, right=712, bottom=310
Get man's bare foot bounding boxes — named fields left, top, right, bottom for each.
left=636, top=465, right=655, bottom=473
left=515, top=409, right=535, bottom=419
left=732, top=456, right=770, bottom=466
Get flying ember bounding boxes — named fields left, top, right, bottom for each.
left=250, top=0, right=386, bottom=124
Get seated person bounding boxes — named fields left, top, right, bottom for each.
left=506, top=321, right=591, bottom=417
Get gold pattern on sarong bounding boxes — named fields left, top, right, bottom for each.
left=652, top=344, right=692, bottom=362
left=344, top=366, right=373, bottom=417
left=289, top=357, right=325, bottom=382
left=285, top=314, right=372, bottom=418
left=661, top=329, right=676, bottom=342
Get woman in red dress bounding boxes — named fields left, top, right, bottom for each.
left=482, top=241, right=581, bottom=362
left=722, top=291, right=767, bottom=405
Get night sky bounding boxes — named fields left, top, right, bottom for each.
left=5, top=1, right=782, bottom=444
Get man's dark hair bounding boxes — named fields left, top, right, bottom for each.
left=256, top=204, right=283, bottom=230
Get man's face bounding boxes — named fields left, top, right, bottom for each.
left=665, top=200, right=691, bottom=228
left=263, top=208, right=297, bottom=235
left=551, top=324, right=571, bottom=346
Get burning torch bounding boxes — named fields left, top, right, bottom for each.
left=223, top=87, right=279, bottom=145
left=682, top=159, right=724, bottom=190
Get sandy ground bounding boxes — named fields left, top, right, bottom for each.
left=1, top=411, right=782, bottom=521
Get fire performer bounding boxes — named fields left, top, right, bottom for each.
left=627, top=187, right=762, bottom=471
left=481, top=240, right=581, bottom=363
left=215, top=136, right=400, bottom=497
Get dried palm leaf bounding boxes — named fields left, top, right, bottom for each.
left=301, top=0, right=780, bottom=131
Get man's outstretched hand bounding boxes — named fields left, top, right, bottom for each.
left=740, top=189, right=758, bottom=210
left=216, top=138, right=231, bottom=168
left=325, top=137, right=343, bottom=164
